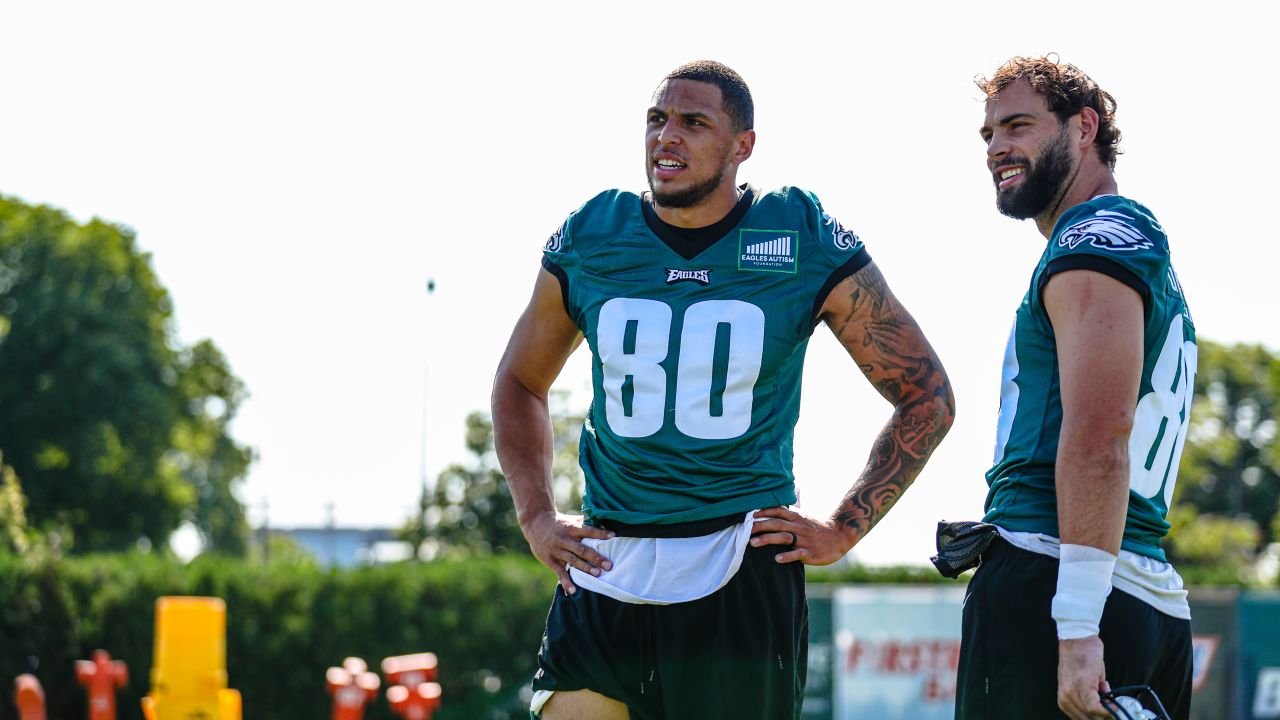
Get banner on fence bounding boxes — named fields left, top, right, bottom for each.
left=832, top=586, right=964, bottom=720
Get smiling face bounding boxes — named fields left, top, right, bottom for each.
left=980, top=79, right=1077, bottom=220
left=645, top=79, right=751, bottom=210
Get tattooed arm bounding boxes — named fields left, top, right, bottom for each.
left=752, top=261, right=955, bottom=564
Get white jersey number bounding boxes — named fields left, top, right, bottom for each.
left=993, top=319, right=1021, bottom=464
left=597, top=298, right=765, bottom=440
left=1129, top=314, right=1197, bottom=507
left=992, top=313, right=1197, bottom=510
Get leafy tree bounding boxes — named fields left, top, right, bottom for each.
left=428, top=411, right=524, bottom=556
left=399, top=479, right=434, bottom=561
left=0, top=452, right=69, bottom=560
left=398, top=393, right=584, bottom=558
left=0, top=195, right=252, bottom=553
left=0, top=454, right=32, bottom=555
left=1168, top=340, right=1279, bottom=579
left=170, top=340, right=255, bottom=554
left=1165, top=504, right=1260, bottom=584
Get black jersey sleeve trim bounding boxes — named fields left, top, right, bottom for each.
left=810, top=248, right=873, bottom=330
left=1039, top=254, right=1150, bottom=313
left=541, top=255, right=571, bottom=315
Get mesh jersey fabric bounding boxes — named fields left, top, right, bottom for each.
left=543, top=185, right=869, bottom=525
left=983, top=195, right=1197, bottom=561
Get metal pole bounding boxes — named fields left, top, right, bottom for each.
left=415, top=279, right=437, bottom=560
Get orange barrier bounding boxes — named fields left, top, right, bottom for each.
left=326, top=657, right=380, bottom=720
left=14, top=674, right=47, bottom=720
left=386, top=683, right=442, bottom=720
left=381, top=653, right=442, bottom=720
left=75, top=650, right=128, bottom=720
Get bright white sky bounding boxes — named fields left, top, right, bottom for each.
left=2, top=1, right=1275, bottom=565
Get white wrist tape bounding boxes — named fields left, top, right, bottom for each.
left=1051, top=544, right=1117, bottom=640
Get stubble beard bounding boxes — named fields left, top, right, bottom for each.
left=649, top=159, right=731, bottom=210
left=996, top=127, right=1074, bottom=220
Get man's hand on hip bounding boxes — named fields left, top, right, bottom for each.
left=1057, top=635, right=1112, bottom=719
left=523, top=511, right=614, bottom=595
left=750, top=506, right=857, bottom=566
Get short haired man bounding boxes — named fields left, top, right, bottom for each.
left=492, top=60, right=954, bottom=719
left=957, top=56, right=1195, bottom=719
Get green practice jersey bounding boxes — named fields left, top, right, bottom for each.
left=542, top=186, right=869, bottom=525
left=984, top=195, right=1196, bottom=561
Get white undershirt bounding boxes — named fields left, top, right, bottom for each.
left=997, top=527, right=1191, bottom=620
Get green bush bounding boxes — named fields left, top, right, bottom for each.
left=806, top=563, right=964, bottom=585
left=0, top=553, right=554, bottom=720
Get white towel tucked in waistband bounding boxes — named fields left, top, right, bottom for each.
left=568, top=510, right=756, bottom=605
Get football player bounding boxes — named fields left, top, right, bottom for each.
left=492, top=60, right=954, bottom=719
left=953, top=56, right=1195, bottom=720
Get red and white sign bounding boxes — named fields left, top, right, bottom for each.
left=833, top=587, right=965, bottom=720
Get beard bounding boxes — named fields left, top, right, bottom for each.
left=649, top=161, right=730, bottom=209
left=996, top=127, right=1074, bottom=220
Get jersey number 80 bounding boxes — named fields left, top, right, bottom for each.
left=597, top=298, right=765, bottom=441
left=1129, top=314, right=1197, bottom=508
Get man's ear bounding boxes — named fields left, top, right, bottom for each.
left=733, top=129, right=756, bottom=165
left=1075, top=107, right=1100, bottom=151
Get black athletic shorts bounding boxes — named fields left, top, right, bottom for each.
left=955, top=536, right=1192, bottom=720
left=531, top=517, right=808, bottom=720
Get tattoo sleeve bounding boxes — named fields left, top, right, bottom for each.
left=824, top=262, right=955, bottom=540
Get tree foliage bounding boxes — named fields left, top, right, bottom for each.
left=171, top=340, right=255, bottom=555
left=0, top=454, right=32, bottom=555
left=399, top=393, right=584, bottom=559
left=0, top=196, right=252, bottom=553
left=1169, top=339, right=1279, bottom=581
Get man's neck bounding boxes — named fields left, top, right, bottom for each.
left=1035, top=164, right=1118, bottom=239
left=653, top=182, right=742, bottom=229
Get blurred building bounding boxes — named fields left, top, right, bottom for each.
left=272, top=526, right=411, bottom=567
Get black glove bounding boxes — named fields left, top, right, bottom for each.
left=930, top=520, right=998, bottom=578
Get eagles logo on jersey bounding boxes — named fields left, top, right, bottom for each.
left=822, top=212, right=860, bottom=251
left=540, top=186, right=870, bottom=525
left=545, top=218, right=568, bottom=253
left=1058, top=209, right=1154, bottom=252
left=985, top=194, right=1195, bottom=562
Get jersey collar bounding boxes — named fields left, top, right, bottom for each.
left=641, top=184, right=755, bottom=261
